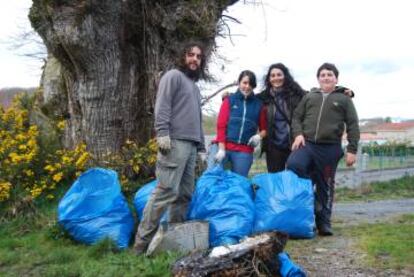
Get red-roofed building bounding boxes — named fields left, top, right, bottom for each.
left=359, top=132, right=387, bottom=145
left=371, top=122, right=414, bottom=143
left=342, top=122, right=414, bottom=146
left=342, top=131, right=387, bottom=146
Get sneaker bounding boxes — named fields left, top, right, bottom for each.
left=318, top=225, right=333, bottom=236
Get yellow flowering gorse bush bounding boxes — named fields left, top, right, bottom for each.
left=100, top=138, right=157, bottom=193
left=0, top=96, right=90, bottom=209
left=1, top=93, right=157, bottom=215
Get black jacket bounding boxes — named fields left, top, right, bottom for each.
left=257, top=88, right=305, bottom=154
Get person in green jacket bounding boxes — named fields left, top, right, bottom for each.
left=286, top=63, right=360, bottom=236
left=256, top=63, right=355, bottom=173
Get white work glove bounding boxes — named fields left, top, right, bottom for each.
left=156, top=135, right=171, bottom=154
left=214, top=148, right=226, bottom=163
left=247, top=134, right=261, bottom=147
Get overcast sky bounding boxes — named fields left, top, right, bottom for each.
left=0, top=1, right=42, bottom=88
left=1, top=0, right=414, bottom=119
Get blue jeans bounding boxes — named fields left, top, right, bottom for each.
left=207, top=143, right=253, bottom=177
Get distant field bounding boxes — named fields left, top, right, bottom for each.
left=0, top=87, right=35, bottom=108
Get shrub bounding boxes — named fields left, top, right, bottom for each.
left=1, top=93, right=157, bottom=218
left=97, top=138, right=157, bottom=195
left=0, top=94, right=91, bottom=218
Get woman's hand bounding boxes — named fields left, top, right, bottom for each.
left=247, top=134, right=261, bottom=147
left=214, top=149, right=226, bottom=163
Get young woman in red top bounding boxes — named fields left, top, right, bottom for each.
left=208, top=70, right=267, bottom=177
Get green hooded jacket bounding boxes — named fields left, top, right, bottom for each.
left=291, top=87, right=360, bottom=153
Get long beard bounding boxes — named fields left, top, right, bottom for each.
left=181, top=67, right=201, bottom=81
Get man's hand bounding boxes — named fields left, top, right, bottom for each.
left=344, top=89, right=354, bottom=98
left=345, top=152, right=356, bottom=167
left=247, top=134, right=261, bottom=148
left=291, top=135, right=305, bottom=151
left=156, top=136, right=171, bottom=154
left=198, top=151, right=207, bottom=163
left=214, top=148, right=226, bottom=163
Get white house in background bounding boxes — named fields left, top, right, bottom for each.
left=373, top=122, right=414, bottom=144
left=342, top=132, right=387, bottom=148
left=359, top=132, right=387, bottom=145
left=342, top=122, right=414, bottom=146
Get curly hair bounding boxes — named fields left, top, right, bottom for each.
left=176, top=41, right=208, bottom=81
left=263, top=63, right=304, bottom=96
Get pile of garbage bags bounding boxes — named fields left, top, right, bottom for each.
left=57, top=166, right=310, bottom=275
left=58, top=166, right=315, bottom=249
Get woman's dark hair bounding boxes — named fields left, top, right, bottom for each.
left=263, top=63, right=304, bottom=96
left=177, top=41, right=208, bottom=81
left=317, top=62, right=339, bottom=78
left=238, top=70, right=257, bottom=89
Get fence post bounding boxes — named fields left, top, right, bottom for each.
left=356, top=145, right=363, bottom=172
left=353, top=145, right=364, bottom=187
left=379, top=151, right=384, bottom=170
left=361, top=153, right=369, bottom=171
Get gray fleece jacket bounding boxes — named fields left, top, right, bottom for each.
left=154, top=69, right=205, bottom=151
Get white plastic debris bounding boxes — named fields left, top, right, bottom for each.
left=209, top=233, right=271, bottom=258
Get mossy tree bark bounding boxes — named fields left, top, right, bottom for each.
left=29, top=0, right=239, bottom=158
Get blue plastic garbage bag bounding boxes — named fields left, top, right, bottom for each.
left=188, top=166, right=255, bottom=247
left=134, top=180, right=157, bottom=221
left=58, top=168, right=134, bottom=249
left=133, top=180, right=167, bottom=222
left=252, top=170, right=315, bottom=238
left=278, top=252, right=306, bottom=277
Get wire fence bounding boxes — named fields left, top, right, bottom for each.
left=205, top=135, right=414, bottom=175
left=250, top=146, right=414, bottom=175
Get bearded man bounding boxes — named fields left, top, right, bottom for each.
left=133, top=42, right=207, bottom=255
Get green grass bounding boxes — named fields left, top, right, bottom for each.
left=0, top=206, right=179, bottom=277
left=349, top=214, right=414, bottom=270
left=336, top=175, right=414, bottom=202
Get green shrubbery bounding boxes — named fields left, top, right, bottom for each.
left=362, top=142, right=414, bottom=157
left=0, top=93, right=157, bottom=220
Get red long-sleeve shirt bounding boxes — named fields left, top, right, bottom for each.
left=213, top=97, right=267, bottom=153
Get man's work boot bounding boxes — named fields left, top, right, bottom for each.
left=317, top=224, right=333, bottom=236
left=133, top=240, right=149, bottom=256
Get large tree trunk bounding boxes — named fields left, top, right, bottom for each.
left=29, top=0, right=239, bottom=158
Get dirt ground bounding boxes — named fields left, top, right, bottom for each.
left=288, top=198, right=414, bottom=277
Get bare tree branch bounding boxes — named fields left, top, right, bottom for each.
left=2, top=27, right=47, bottom=62
left=201, top=81, right=237, bottom=107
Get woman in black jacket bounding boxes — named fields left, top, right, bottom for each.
left=257, top=63, right=305, bottom=172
